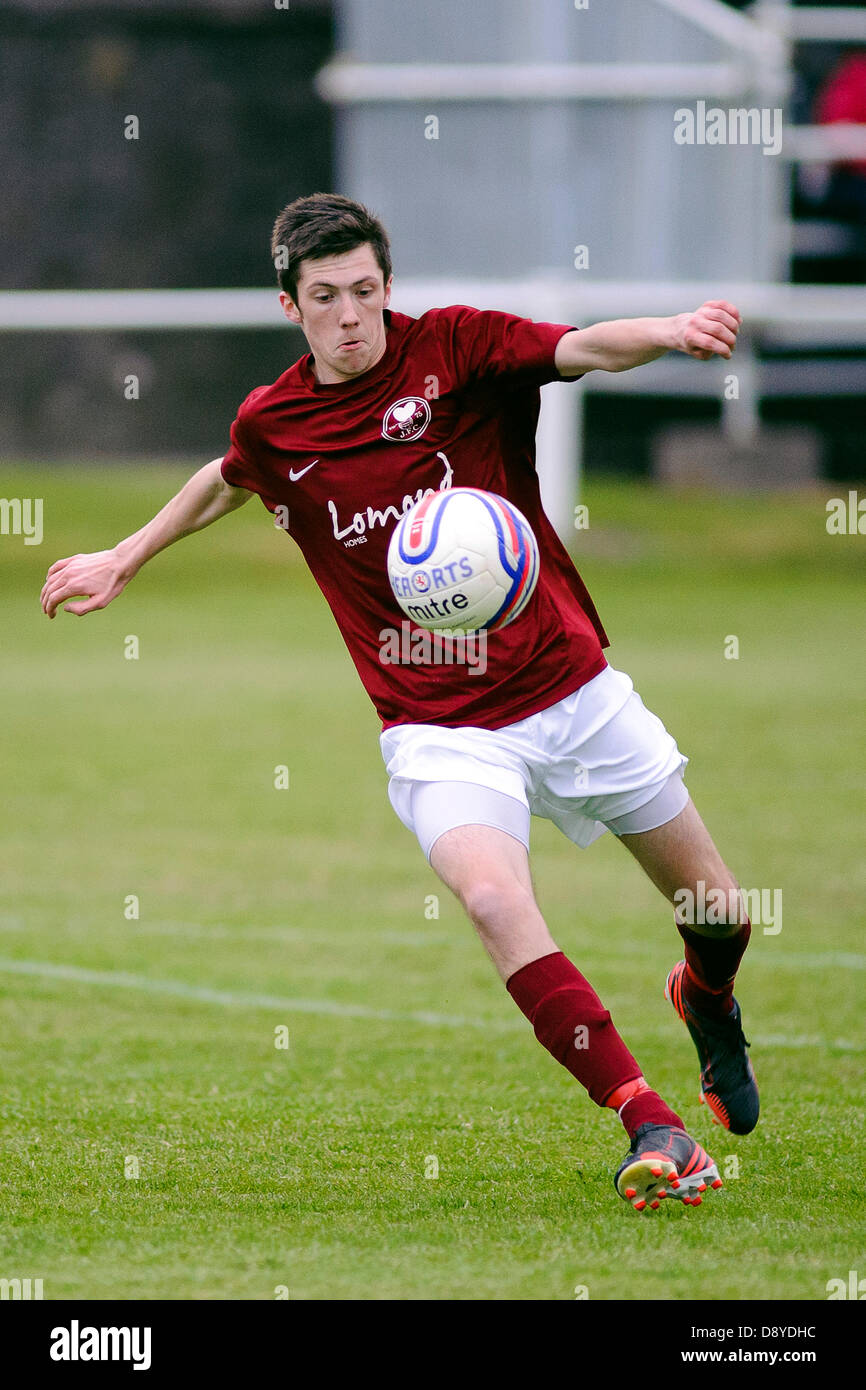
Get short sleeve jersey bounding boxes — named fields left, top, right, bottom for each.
left=221, top=305, right=609, bottom=730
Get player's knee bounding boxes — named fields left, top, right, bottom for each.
left=460, top=876, right=534, bottom=934
left=676, top=873, right=748, bottom=934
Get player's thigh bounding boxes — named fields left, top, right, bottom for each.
left=617, top=796, right=743, bottom=920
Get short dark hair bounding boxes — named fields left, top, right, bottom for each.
left=270, top=193, right=392, bottom=303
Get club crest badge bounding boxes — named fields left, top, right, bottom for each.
left=381, top=396, right=431, bottom=442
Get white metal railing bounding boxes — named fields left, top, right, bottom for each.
left=0, top=288, right=283, bottom=332
left=2, top=281, right=865, bottom=337
left=2, top=280, right=862, bottom=537
left=315, top=61, right=754, bottom=103
left=782, top=123, right=866, bottom=162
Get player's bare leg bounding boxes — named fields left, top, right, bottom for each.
left=617, top=797, right=743, bottom=926
left=428, top=823, right=555, bottom=981
left=429, top=822, right=721, bottom=1210
left=619, top=797, right=760, bottom=1134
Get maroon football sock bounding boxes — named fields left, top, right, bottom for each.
left=677, top=918, right=752, bottom=1018
left=615, top=1084, right=685, bottom=1141
left=506, top=951, right=683, bottom=1138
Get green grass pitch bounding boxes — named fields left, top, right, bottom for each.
left=2, top=463, right=864, bottom=1300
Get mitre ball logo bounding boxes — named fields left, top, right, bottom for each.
left=381, top=396, right=432, bottom=442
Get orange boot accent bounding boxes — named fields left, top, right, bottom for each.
left=606, top=1076, right=652, bottom=1112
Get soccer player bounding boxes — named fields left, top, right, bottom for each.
left=41, top=193, right=758, bottom=1212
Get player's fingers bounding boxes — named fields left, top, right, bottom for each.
left=42, top=578, right=66, bottom=611
left=45, top=579, right=94, bottom=617
left=701, top=307, right=740, bottom=334
left=42, top=584, right=61, bottom=616
left=702, top=299, right=741, bottom=321
left=691, top=333, right=732, bottom=358
left=41, top=567, right=65, bottom=604
left=42, top=560, right=77, bottom=596
left=44, top=555, right=77, bottom=578
left=697, top=321, right=737, bottom=348
left=41, top=570, right=67, bottom=602
left=63, top=596, right=105, bottom=616
left=44, top=555, right=86, bottom=592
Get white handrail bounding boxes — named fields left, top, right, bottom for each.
left=315, top=60, right=751, bottom=103
left=781, top=123, right=866, bottom=162
left=0, top=289, right=284, bottom=331
left=1, top=281, right=865, bottom=337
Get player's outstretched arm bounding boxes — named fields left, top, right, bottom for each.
left=555, top=300, right=741, bottom=376
left=40, top=458, right=252, bottom=619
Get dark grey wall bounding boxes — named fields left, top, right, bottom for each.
left=0, top=2, right=333, bottom=456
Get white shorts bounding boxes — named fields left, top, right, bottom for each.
left=380, top=665, right=689, bottom=861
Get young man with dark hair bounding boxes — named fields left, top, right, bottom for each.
left=271, top=191, right=393, bottom=308
left=41, top=193, right=757, bottom=1212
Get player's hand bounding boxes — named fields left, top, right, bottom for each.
left=40, top=548, right=132, bottom=619
left=670, top=301, right=741, bottom=361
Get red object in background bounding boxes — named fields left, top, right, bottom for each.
left=815, top=51, right=866, bottom=177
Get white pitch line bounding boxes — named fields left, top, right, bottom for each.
left=632, top=1026, right=866, bottom=1055
left=570, top=946, right=866, bottom=972
left=2, top=916, right=865, bottom=972
left=0, top=957, right=514, bottom=1032
left=0, top=956, right=862, bottom=1052
left=759, top=951, right=866, bottom=972
left=0, top=916, right=455, bottom=949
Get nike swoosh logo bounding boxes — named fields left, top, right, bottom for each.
left=288, top=459, right=319, bottom=482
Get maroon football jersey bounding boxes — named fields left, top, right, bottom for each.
left=221, top=305, right=609, bottom=730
